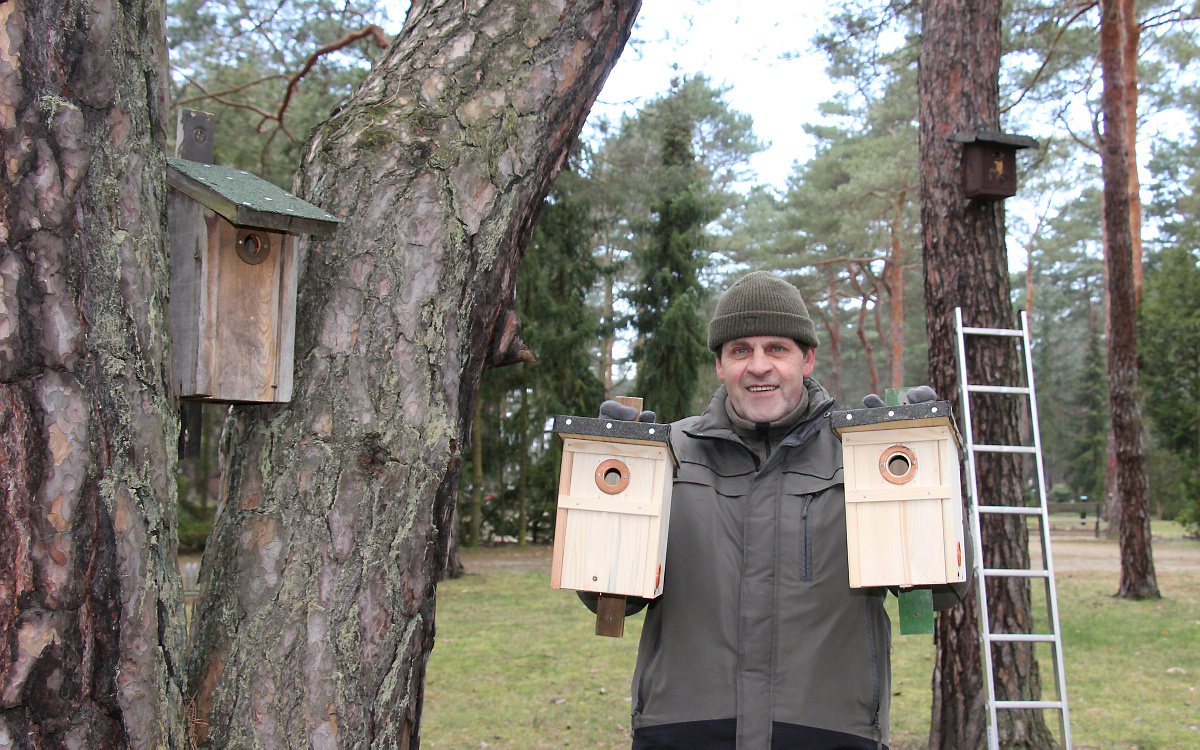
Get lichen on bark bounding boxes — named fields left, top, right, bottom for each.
left=184, top=1, right=640, bottom=747
left=1, top=0, right=186, bottom=746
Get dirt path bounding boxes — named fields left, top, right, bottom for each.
left=1037, top=536, right=1200, bottom=572
left=458, top=534, right=1200, bottom=574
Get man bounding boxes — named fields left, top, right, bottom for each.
left=606, top=271, right=967, bottom=750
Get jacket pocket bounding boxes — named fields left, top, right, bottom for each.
left=781, top=473, right=840, bottom=584
left=675, top=461, right=753, bottom=499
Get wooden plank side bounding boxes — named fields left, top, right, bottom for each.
left=550, top=446, right=575, bottom=590
left=167, top=190, right=206, bottom=398
left=836, top=415, right=955, bottom=435
left=197, top=209, right=224, bottom=396
left=852, top=500, right=906, bottom=587
left=566, top=442, right=660, bottom=506
left=903, top=497, right=948, bottom=584
left=846, top=500, right=864, bottom=588
left=845, top=434, right=946, bottom=493
left=614, top=396, right=643, bottom=412
left=595, top=594, right=627, bottom=638
left=561, top=439, right=669, bottom=461
left=840, top=425, right=953, bottom=447
left=558, top=496, right=661, bottom=515
left=846, top=485, right=955, bottom=503
left=641, top=451, right=671, bottom=598
left=558, top=509, right=651, bottom=595
left=209, top=223, right=281, bottom=401
left=273, top=233, right=298, bottom=402
left=940, top=435, right=968, bottom=582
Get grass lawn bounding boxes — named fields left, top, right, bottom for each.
left=423, top=531, right=1199, bottom=749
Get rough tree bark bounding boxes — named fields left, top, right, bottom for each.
left=918, top=0, right=1055, bottom=746
left=183, top=1, right=640, bottom=747
left=1099, top=0, right=1159, bottom=600
left=1123, top=0, right=1142, bottom=305
left=0, top=0, right=186, bottom=746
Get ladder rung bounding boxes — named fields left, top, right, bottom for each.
left=983, top=568, right=1050, bottom=578
left=973, top=444, right=1037, bottom=454
left=987, top=633, right=1058, bottom=643
left=960, top=326, right=1026, bottom=338
left=978, top=505, right=1042, bottom=515
left=967, top=384, right=1031, bottom=395
left=994, top=700, right=1065, bottom=710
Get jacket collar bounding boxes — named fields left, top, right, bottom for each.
left=684, top=379, right=838, bottom=462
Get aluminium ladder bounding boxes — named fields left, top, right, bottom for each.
left=954, top=308, right=1072, bottom=750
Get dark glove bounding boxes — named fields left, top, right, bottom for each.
left=862, top=386, right=938, bottom=409
left=599, top=399, right=656, bottom=423
left=577, top=590, right=650, bottom=617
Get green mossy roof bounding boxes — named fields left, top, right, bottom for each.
left=168, top=157, right=342, bottom=237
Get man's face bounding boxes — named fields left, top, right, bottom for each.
left=716, top=336, right=816, bottom=424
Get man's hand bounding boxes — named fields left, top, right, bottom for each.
left=600, top=399, right=657, bottom=423
left=861, top=385, right=938, bottom=409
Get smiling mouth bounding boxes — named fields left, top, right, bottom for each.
left=747, top=386, right=777, bottom=392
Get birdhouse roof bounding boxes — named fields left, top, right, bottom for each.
left=167, top=157, right=342, bottom=238
left=947, top=129, right=1039, bottom=150
left=553, top=415, right=677, bottom=465
left=831, top=401, right=961, bottom=446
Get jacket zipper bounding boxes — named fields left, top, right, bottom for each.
left=799, top=495, right=813, bottom=582
left=633, top=625, right=663, bottom=717
left=865, top=597, right=882, bottom=743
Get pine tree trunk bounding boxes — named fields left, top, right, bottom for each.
left=824, top=278, right=843, bottom=401
left=517, top=387, right=529, bottom=547
left=1099, top=0, right=1159, bottom=601
left=470, top=398, right=484, bottom=547
left=0, top=0, right=186, bottom=744
left=919, top=0, right=1055, bottom=746
left=1123, top=0, right=1143, bottom=306
left=183, top=1, right=640, bottom=747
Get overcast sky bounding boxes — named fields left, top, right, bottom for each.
left=589, top=1, right=835, bottom=192
left=381, top=1, right=837, bottom=192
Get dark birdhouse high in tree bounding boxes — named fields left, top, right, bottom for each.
left=949, top=129, right=1039, bottom=200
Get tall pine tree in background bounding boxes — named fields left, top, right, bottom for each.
left=629, top=79, right=718, bottom=422
left=1140, top=245, right=1200, bottom=532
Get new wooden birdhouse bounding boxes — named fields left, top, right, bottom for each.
left=550, top=413, right=676, bottom=603
left=167, top=157, right=340, bottom=403
left=832, top=401, right=968, bottom=589
left=949, top=129, right=1040, bottom=200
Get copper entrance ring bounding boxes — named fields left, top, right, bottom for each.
left=595, top=458, right=631, bottom=495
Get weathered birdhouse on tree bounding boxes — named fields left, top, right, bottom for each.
left=551, top=400, right=676, bottom=637
left=167, top=157, right=341, bottom=404
left=832, top=400, right=968, bottom=589
left=949, top=129, right=1039, bottom=200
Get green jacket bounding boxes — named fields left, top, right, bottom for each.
left=631, top=381, right=896, bottom=748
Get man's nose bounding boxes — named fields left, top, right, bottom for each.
left=746, top=348, right=772, bottom=374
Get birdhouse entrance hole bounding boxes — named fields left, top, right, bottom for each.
left=236, top=230, right=270, bottom=265
left=595, top=458, right=631, bottom=495
left=879, top=445, right=918, bottom=484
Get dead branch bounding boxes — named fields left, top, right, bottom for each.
left=1140, top=6, right=1200, bottom=30
left=172, top=24, right=391, bottom=145
left=1002, top=1, right=1097, bottom=115
left=270, top=25, right=392, bottom=131
left=175, top=73, right=289, bottom=108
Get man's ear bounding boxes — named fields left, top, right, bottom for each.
left=802, top=348, right=816, bottom=377
left=714, top=354, right=725, bottom=382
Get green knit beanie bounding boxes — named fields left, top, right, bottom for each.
left=708, top=271, right=820, bottom=353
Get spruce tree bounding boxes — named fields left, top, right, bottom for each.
left=629, top=79, right=725, bottom=421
